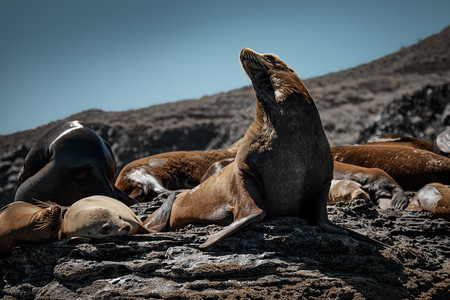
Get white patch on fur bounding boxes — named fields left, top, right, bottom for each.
left=271, top=75, right=286, bottom=102
left=367, top=136, right=401, bottom=143
left=50, top=121, right=83, bottom=148
left=190, top=185, right=201, bottom=194
left=148, top=158, right=166, bottom=167
left=208, top=204, right=231, bottom=221
left=416, top=185, right=441, bottom=211
left=126, top=168, right=166, bottom=194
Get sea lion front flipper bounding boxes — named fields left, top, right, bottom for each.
left=200, top=211, right=265, bottom=248
left=200, top=168, right=266, bottom=248
left=142, top=192, right=176, bottom=232
left=114, top=186, right=138, bottom=206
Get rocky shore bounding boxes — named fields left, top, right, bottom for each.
left=1, top=26, right=449, bottom=299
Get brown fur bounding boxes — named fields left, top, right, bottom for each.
left=0, top=201, right=62, bottom=257
left=364, top=132, right=449, bottom=158
left=115, top=141, right=241, bottom=202
left=144, top=48, right=381, bottom=248
left=59, top=195, right=149, bottom=239
left=332, top=145, right=450, bottom=191
left=328, top=179, right=370, bottom=204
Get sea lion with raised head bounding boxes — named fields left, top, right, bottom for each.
left=59, top=195, right=150, bottom=239
left=14, top=121, right=136, bottom=207
left=144, top=48, right=382, bottom=248
left=0, top=201, right=62, bottom=257
left=115, top=140, right=241, bottom=202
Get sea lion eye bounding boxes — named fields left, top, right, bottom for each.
left=265, top=55, right=275, bottom=63
left=101, top=224, right=112, bottom=234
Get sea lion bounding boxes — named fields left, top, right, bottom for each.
left=0, top=201, right=62, bottom=257
left=328, top=179, right=370, bottom=204
left=144, top=48, right=381, bottom=248
left=14, top=121, right=136, bottom=207
left=331, top=144, right=450, bottom=191
left=59, top=195, right=149, bottom=239
left=407, top=183, right=450, bottom=220
left=365, top=130, right=450, bottom=158
left=115, top=140, right=241, bottom=202
left=201, top=158, right=407, bottom=209
left=333, top=161, right=408, bottom=209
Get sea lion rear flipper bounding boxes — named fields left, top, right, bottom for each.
left=316, top=182, right=388, bottom=247
left=200, top=211, right=266, bottom=248
left=142, top=192, right=176, bottom=232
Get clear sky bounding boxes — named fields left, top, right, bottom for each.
left=1, top=0, right=449, bottom=135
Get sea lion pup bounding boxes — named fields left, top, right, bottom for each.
left=0, top=201, right=62, bottom=257
left=331, top=144, right=450, bottom=191
left=144, top=48, right=382, bottom=248
left=115, top=140, right=241, bottom=202
left=328, top=179, right=370, bottom=203
left=14, top=121, right=136, bottom=207
left=406, top=183, right=450, bottom=220
left=59, top=195, right=149, bottom=239
left=364, top=130, right=450, bottom=158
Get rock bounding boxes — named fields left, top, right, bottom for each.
left=1, top=195, right=448, bottom=299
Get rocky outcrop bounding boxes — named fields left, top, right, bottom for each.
left=1, top=195, right=448, bottom=299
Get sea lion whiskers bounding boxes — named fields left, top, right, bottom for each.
left=33, top=205, right=62, bottom=230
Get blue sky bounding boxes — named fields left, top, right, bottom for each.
left=1, top=0, right=449, bottom=135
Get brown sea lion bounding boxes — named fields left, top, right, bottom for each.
left=115, top=140, right=241, bottom=202
left=13, top=121, right=136, bottom=207
left=365, top=129, right=450, bottom=158
left=407, top=183, right=450, bottom=220
left=328, top=179, right=370, bottom=204
left=331, top=144, right=450, bottom=191
left=201, top=158, right=408, bottom=209
left=59, top=195, right=149, bottom=239
left=144, top=48, right=382, bottom=248
left=333, top=161, right=408, bottom=209
left=0, top=201, right=62, bottom=257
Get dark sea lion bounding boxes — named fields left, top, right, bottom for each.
left=144, top=48, right=382, bottom=248
left=331, top=144, right=450, bottom=191
left=115, top=140, right=241, bottom=202
left=0, top=201, right=62, bottom=257
left=407, top=183, right=450, bottom=220
left=14, top=121, right=136, bottom=207
left=59, top=195, right=150, bottom=239
left=365, top=130, right=450, bottom=158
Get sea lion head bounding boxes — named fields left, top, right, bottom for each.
left=239, top=48, right=314, bottom=120
left=62, top=207, right=134, bottom=239
left=32, top=201, right=63, bottom=240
